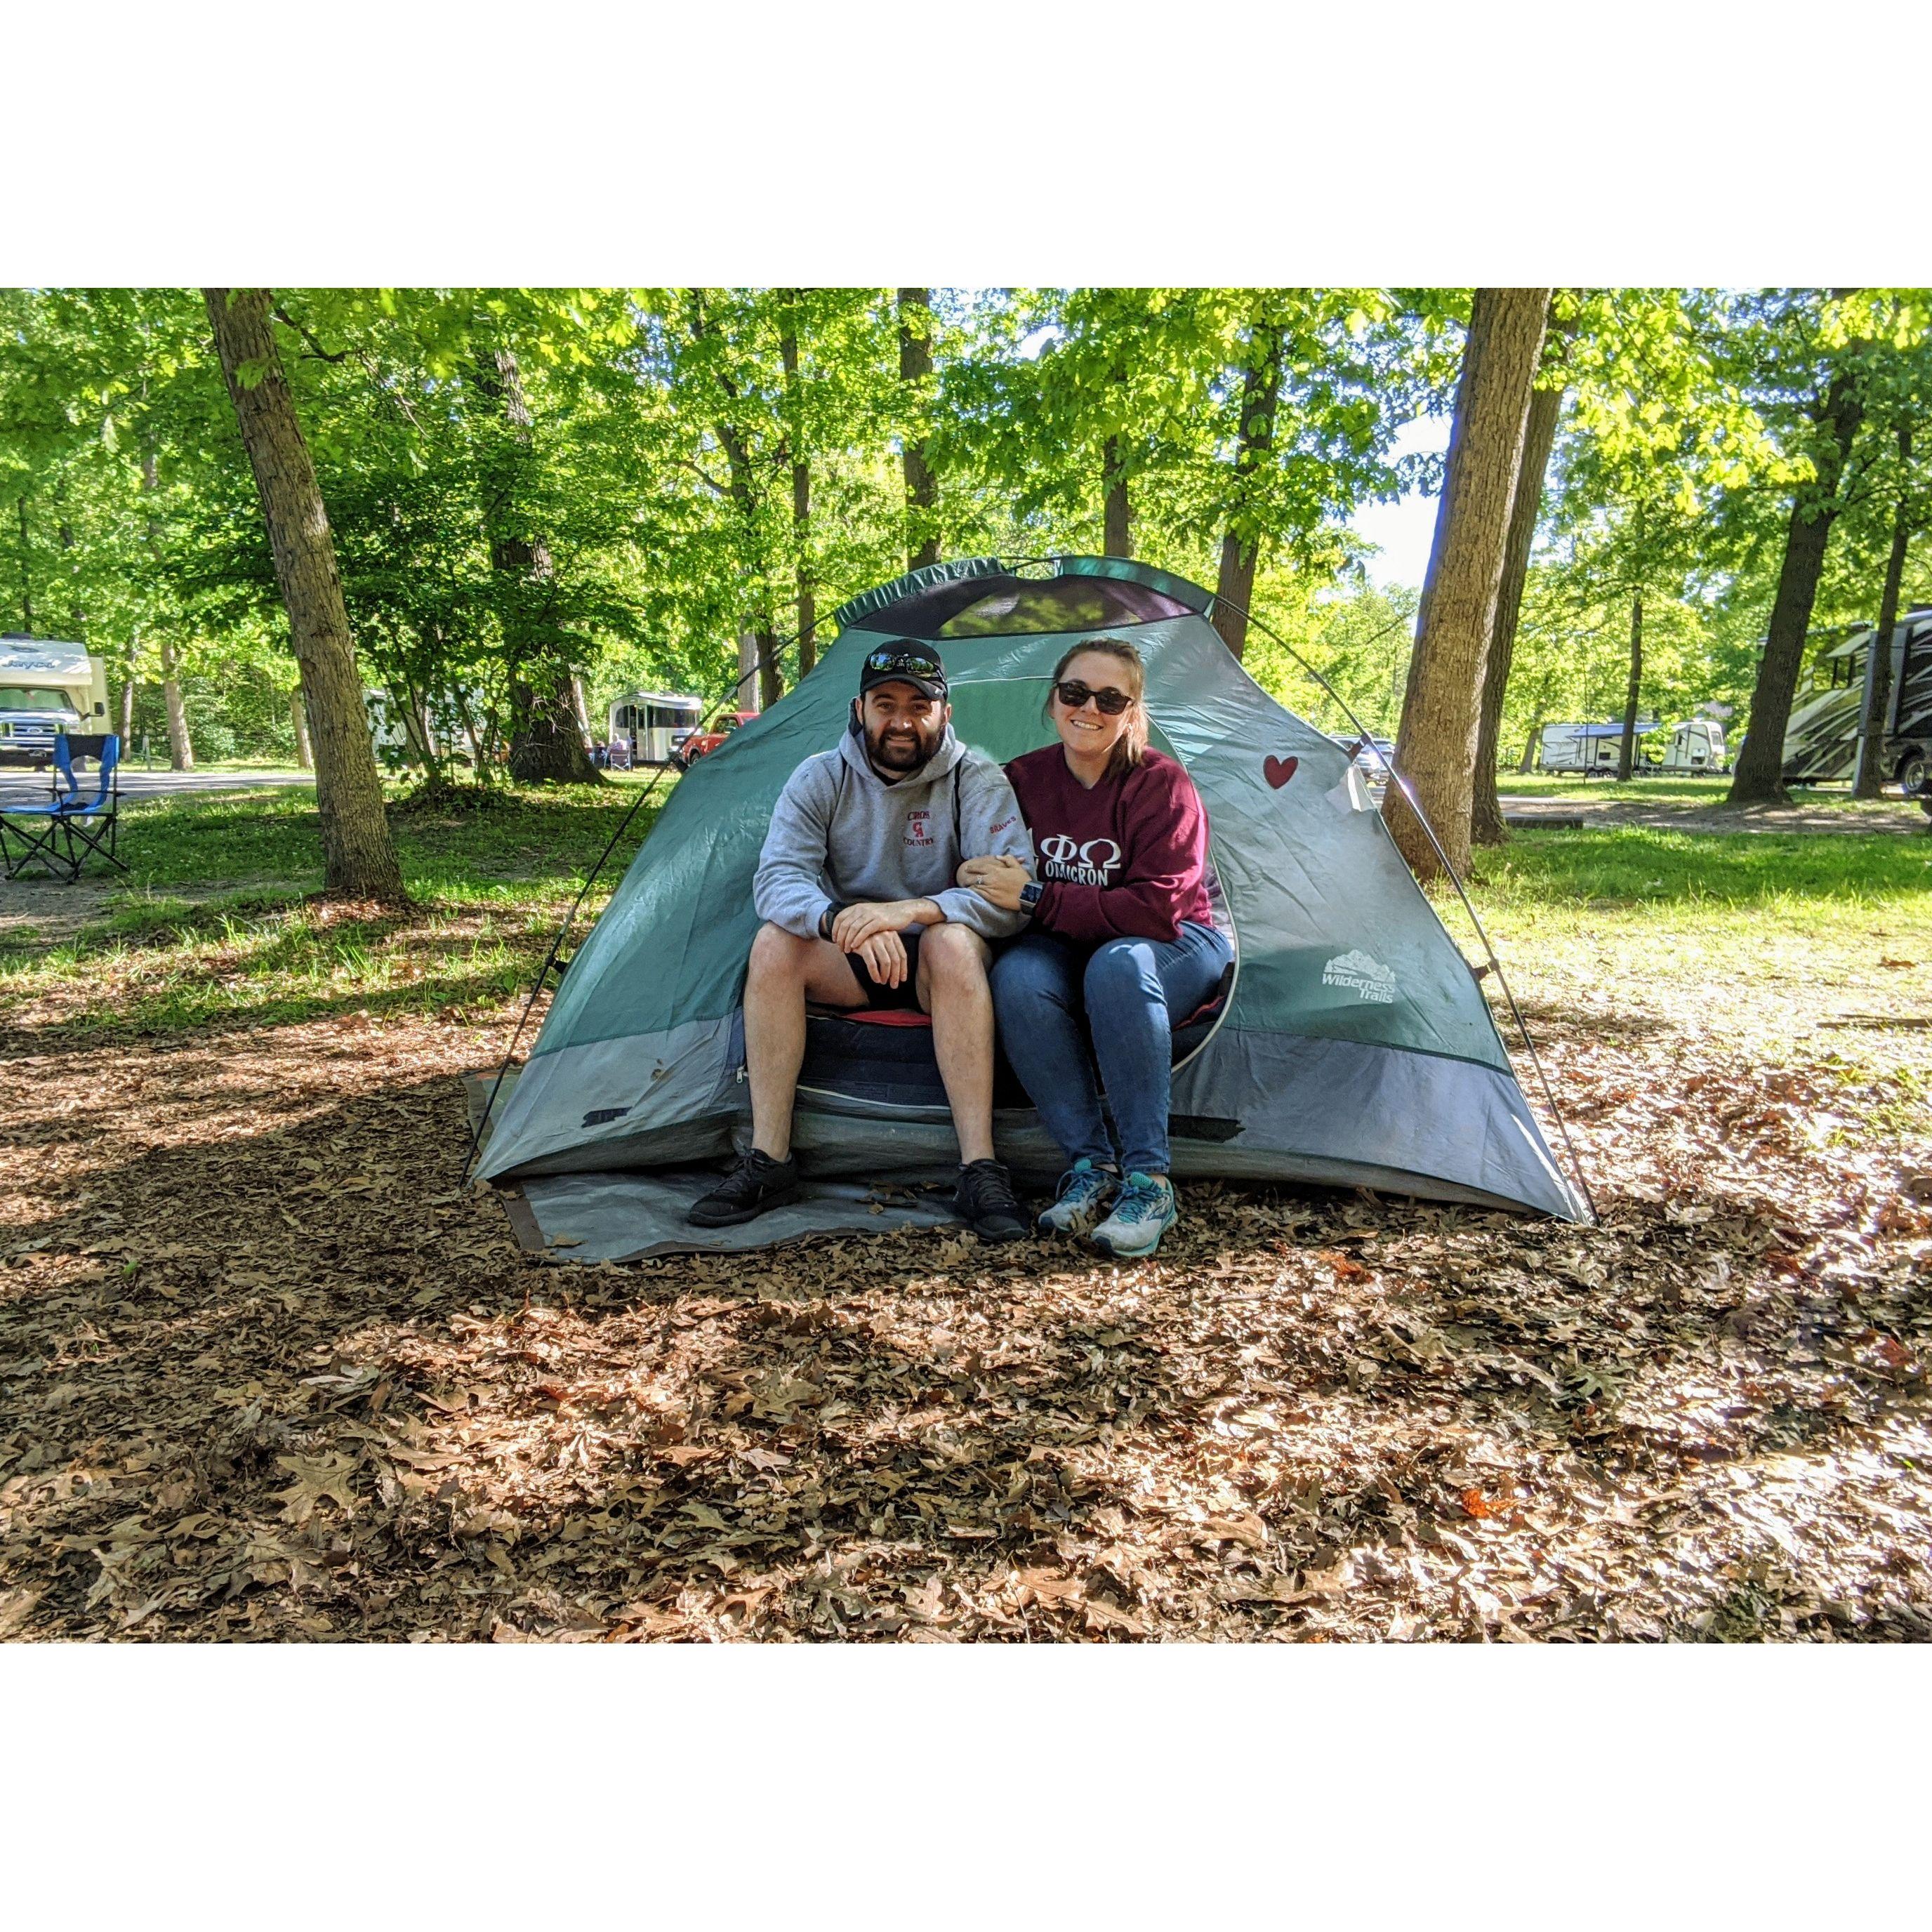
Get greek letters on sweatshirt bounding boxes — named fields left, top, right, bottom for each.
left=1004, top=745, right=1213, bottom=944
left=755, top=722, right=1035, bottom=942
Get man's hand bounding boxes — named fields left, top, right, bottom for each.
left=854, top=929, right=908, bottom=988
left=956, top=853, right=1030, bottom=912
left=831, top=899, right=936, bottom=951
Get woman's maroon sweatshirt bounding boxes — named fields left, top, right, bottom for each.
left=1004, top=744, right=1213, bottom=945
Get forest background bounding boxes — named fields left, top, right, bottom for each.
left=1, top=286, right=1926, bottom=800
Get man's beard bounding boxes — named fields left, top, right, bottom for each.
left=864, top=715, right=941, bottom=776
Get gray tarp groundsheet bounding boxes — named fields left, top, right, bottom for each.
left=463, top=1071, right=962, bottom=1263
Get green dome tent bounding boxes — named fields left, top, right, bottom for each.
left=476, top=556, right=1587, bottom=1243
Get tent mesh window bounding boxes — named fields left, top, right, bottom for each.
left=866, top=574, right=1195, bottom=640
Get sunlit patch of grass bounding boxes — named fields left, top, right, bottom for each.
left=0, top=783, right=664, bottom=1047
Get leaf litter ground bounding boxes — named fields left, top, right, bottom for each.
left=2, top=899, right=1928, bottom=1643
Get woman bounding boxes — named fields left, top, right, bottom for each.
left=959, top=637, right=1231, bottom=1259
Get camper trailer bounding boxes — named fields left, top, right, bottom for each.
left=0, top=638, right=110, bottom=754
left=1658, top=717, right=1729, bottom=773
left=1537, top=720, right=1660, bottom=774
left=1782, top=608, right=1932, bottom=793
left=607, top=692, right=703, bottom=767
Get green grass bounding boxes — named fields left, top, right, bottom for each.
left=0, top=780, right=668, bottom=1045
left=92, top=772, right=666, bottom=899
left=4, top=779, right=1928, bottom=1092
left=1493, top=771, right=1898, bottom=808
left=1469, top=825, right=1932, bottom=911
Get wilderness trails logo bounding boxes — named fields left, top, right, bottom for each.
left=1038, top=834, right=1123, bottom=886
left=1322, top=948, right=1397, bottom=1005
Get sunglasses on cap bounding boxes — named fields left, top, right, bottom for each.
left=865, top=647, right=944, bottom=680
left=1053, top=679, right=1133, bottom=715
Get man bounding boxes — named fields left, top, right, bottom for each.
left=688, top=640, right=1036, bottom=1239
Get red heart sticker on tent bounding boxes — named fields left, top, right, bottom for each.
left=1263, top=755, right=1299, bottom=789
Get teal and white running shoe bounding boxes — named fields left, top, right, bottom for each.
left=1089, top=1172, right=1177, bottom=1260
left=1036, top=1158, right=1118, bottom=1239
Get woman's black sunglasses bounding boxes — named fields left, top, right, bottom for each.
left=1053, top=680, right=1132, bottom=715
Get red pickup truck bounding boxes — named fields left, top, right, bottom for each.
left=673, top=710, right=757, bottom=769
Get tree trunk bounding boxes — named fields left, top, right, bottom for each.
left=1852, top=423, right=1914, bottom=798
left=1617, top=593, right=1643, bottom=781
left=470, top=340, right=601, bottom=786
left=15, top=496, right=31, bottom=633
left=737, top=630, right=762, bottom=710
left=159, top=636, right=194, bottom=769
left=203, top=287, right=406, bottom=904
left=1210, top=322, right=1288, bottom=659
left=289, top=689, right=314, bottom=769
left=1729, top=364, right=1866, bottom=805
left=117, top=649, right=136, bottom=745
left=1385, top=289, right=1551, bottom=882
left=1471, top=307, right=1568, bottom=846
left=1518, top=716, right=1545, bottom=774
left=58, top=516, right=85, bottom=640
left=1102, top=435, right=1132, bottom=558
left=898, top=288, right=939, bottom=571
left=780, top=298, right=816, bottom=675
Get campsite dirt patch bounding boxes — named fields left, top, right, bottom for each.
left=2, top=966, right=1928, bottom=1643
left=0, top=877, right=312, bottom=952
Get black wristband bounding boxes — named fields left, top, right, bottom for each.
left=819, top=903, right=847, bottom=941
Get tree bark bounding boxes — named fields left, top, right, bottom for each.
left=139, top=451, right=194, bottom=767
left=1518, top=716, right=1545, bottom=774
left=1210, top=322, right=1288, bottom=659
left=1471, top=306, right=1568, bottom=846
left=1616, top=593, right=1643, bottom=781
left=470, top=340, right=600, bottom=786
left=1729, top=363, right=1867, bottom=805
left=15, top=496, right=31, bottom=633
left=780, top=298, right=816, bottom=676
left=289, top=689, right=314, bottom=769
left=1102, top=434, right=1132, bottom=558
left=159, top=635, right=194, bottom=769
left=688, top=293, right=783, bottom=706
left=1852, top=423, right=1914, bottom=798
left=898, top=289, right=939, bottom=571
left=117, top=651, right=136, bottom=745
left=203, top=287, right=406, bottom=904
left=1385, top=289, right=1551, bottom=882
left=58, top=515, right=84, bottom=641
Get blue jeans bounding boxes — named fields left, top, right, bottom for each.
left=991, top=922, right=1233, bottom=1177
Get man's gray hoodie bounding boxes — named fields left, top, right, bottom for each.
left=754, top=721, right=1034, bottom=942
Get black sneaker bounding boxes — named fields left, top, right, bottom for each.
left=687, top=1149, right=801, bottom=1227
left=953, top=1158, right=1029, bottom=1243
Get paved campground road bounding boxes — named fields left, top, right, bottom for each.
left=0, top=766, right=314, bottom=809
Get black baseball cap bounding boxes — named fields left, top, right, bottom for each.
left=857, top=640, right=948, bottom=702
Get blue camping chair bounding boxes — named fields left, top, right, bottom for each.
left=0, top=734, right=127, bottom=883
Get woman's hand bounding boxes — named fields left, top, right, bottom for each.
left=957, top=853, right=1030, bottom=912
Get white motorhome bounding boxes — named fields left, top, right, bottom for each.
left=607, top=691, right=703, bottom=767
left=0, top=637, right=111, bottom=754
left=1658, top=717, right=1729, bottom=772
left=1537, top=720, right=1660, bottom=773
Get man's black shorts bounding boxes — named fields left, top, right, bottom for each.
left=844, top=925, right=925, bottom=1011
